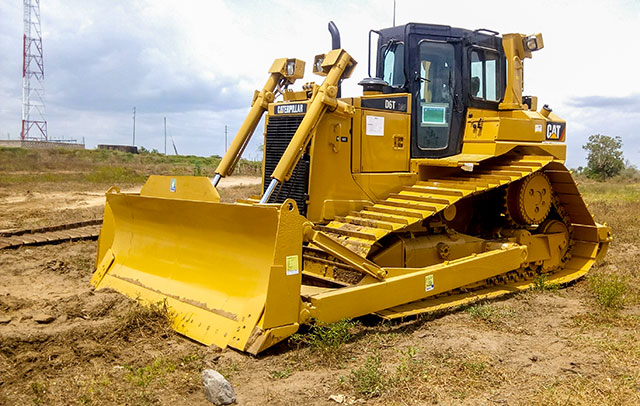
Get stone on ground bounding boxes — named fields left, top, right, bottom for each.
left=202, top=369, right=235, bottom=405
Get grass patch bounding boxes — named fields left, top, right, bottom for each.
left=270, top=368, right=293, bottom=380
left=124, top=357, right=176, bottom=388
left=113, top=301, right=173, bottom=339
left=290, top=319, right=359, bottom=357
left=0, top=172, right=85, bottom=184
left=215, top=359, right=240, bottom=379
left=31, top=381, right=49, bottom=406
left=531, top=274, right=560, bottom=292
left=573, top=312, right=640, bottom=329
left=465, top=302, right=515, bottom=324
left=589, top=273, right=629, bottom=309
left=349, top=352, right=386, bottom=398
left=576, top=178, right=640, bottom=204
left=0, top=146, right=261, bottom=184
left=391, top=346, right=421, bottom=386
left=343, top=348, right=502, bottom=402
left=86, top=166, right=146, bottom=184
left=535, top=372, right=640, bottom=405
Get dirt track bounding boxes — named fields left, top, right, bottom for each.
left=0, top=179, right=638, bottom=405
left=0, top=176, right=261, bottom=231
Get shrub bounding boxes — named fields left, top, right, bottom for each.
left=589, top=273, right=629, bottom=309
left=350, top=352, right=386, bottom=398
left=290, top=319, right=358, bottom=355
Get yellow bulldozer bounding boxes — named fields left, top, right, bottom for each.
left=92, top=22, right=611, bottom=354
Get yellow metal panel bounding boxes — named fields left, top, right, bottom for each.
left=308, top=245, right=527, bottom=322
left=245, top=323, right=300, bottom=355
left=377, top=261, right=591, bottom=320
left=140, top=175, right=220, bottom=202
left=320, top=200, right=372, bottom=221
left=360, top=110, right=410, bottom=172
left=352, top=172, right=418, bottom=201
left=305, top=113, right=373, bottom=223
left=95, top=199, right=116, bottom=267
left=460, top=107, right=567, bottom=161
left=260, top=201, right=307, bottom=331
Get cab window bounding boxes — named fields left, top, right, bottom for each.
left=417, top=41, right=455, bottom=150
left=381, top=42, right=405, bottom=87
left=470, top=49, right=499, bottom=101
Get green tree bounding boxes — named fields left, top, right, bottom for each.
left=582, top=134, right=625, bottom=180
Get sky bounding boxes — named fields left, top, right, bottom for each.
left=0, top=0, right=639, bottom=167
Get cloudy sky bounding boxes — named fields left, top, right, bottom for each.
left=1, top=0, right=639, bottom=167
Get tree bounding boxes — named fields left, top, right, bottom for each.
left=582, top=134, right=625, bottom=180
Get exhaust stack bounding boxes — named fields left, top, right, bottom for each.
left=328, top=21, right=342, bottom=98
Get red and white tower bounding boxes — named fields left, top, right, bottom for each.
left=21, top=0, right=47, bottom=140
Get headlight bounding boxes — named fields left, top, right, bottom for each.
left=286, top=60, right=295, bottom=76
left=314, top=57, right=324, bottom=73
left=523, top=33, right=544, bottom=52
left=525, top=37, right=538, bottom=51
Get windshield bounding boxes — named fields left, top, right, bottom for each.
left=381, top=42, right=405, bottom=87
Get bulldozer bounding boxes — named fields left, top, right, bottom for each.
left=92, top=22, right=611, bottom=354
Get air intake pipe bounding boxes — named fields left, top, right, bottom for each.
left=328, top=21, right=341, bottom=98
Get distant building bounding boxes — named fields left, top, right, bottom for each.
left=97, top=144, right=138, bottom=154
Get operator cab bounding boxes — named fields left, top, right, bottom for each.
left=368, top=23, right=506, bottom=159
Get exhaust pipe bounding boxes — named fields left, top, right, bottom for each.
left=328, top=21, right=341, bottom=98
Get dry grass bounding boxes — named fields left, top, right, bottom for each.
left=0, top=146, right=261, bottom=185
left=218, top=184, right=261, bottom=203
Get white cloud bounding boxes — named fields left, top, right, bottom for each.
left=0, top=0, right=638, bottom=165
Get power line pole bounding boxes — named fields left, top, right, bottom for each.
left=164, top=117, right=167, bottom=155
left=132, top=106, right=136, bottom=145
left=224, top=125, right=228, bottom=153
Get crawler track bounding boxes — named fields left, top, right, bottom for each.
left=302, top=154, right=608, bottom=319
left=0, top=219, right=102, bottom=250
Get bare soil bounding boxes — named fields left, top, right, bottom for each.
left=0, top=176, right=261, bottom=231
left=0, top=178, right=638, bottom=405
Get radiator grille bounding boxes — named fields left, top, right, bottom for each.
left=263, top=115, right=309, bottom=215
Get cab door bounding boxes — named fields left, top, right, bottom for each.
left=408, top=39, right=464, bottom=158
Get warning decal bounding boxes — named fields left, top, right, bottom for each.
left=286, top=255, right=299, bottom=276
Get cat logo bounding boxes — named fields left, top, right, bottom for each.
left=546, top=122, right=565, bottom=140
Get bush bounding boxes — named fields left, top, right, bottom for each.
left=589, top=273, right=629, bottom=309
left=290, top=319, right=358, bottom=355
left=349, top=352, right=386, bottom=398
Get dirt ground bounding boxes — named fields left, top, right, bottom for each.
left=0, top=178, right=638, bottom=405
left=0, top=176, right=262, bottom=230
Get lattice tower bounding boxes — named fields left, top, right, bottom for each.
left=21, top=0, right=47, bottom=140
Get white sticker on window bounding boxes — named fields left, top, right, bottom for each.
left=366, top=115, right=384, bottom=136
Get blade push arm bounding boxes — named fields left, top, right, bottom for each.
left=213, top=58, right=305, bottom=186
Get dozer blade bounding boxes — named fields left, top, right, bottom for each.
left=91, top=176, right=306, bottom=353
